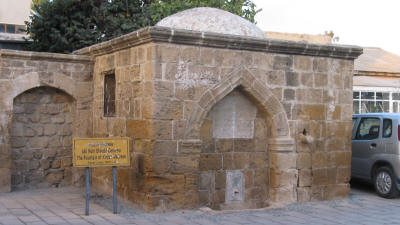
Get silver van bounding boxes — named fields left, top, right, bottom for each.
left=352, top=113, right=400, bottom=198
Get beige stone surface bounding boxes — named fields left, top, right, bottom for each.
left=156, top=7, right=267, bottom=39
left=0, top=10, right=359, bottom=210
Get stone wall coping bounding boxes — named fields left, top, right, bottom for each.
left=0, top=49, right=93, bottom=63
left=74, top=26, right=363, bottom=59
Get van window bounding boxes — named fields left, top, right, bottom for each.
left=383, top=119, right=392, bottom=138
left=356, top=117, right=380, bottom=140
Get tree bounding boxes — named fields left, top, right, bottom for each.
left=26, top=0, right=104, bottom=53
left=98, top=0, right=153, bottom=41
left=25, top=0, right=261, bottom=53
left=150, top=0, right=260, bottom=24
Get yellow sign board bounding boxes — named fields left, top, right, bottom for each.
left=73, top=138, right=130, bottom=167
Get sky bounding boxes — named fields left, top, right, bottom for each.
left=252, top=0, right=400, bottom=55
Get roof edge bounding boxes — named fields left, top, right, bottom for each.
left=74, top=26, right=363, bottom=59
left=354, top=70, right=400, bottom=77
left=0, top=49, right=93, bottom=63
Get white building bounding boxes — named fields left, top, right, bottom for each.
left=0, top=0, right=31, bottom=49
left=353, top=47, right=400, bottom=113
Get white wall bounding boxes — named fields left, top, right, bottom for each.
left=0, top=0, right=31, bottom=25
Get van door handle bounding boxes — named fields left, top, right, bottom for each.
left=371, top=143, right=377, bottom=147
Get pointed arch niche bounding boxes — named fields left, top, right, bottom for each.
left=184, top=67, right=296, bottom=209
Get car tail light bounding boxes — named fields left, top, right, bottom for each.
left=398, top=125, right=400, bottom=141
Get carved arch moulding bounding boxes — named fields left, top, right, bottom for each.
left=184, top=67, right=293, bottom=146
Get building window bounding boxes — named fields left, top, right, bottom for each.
left=0, top=23, right=26, bottom=34
left=353, top=90, right=400, bottom=114
left=104, top=74, right=116, bottom=117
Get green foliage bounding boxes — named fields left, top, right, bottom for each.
left=150, top=0, right=261, bottom=24
left=26, top=0, right=104, bottom=53
left=99, top=0, right=153, bottom=40
left=25, top=0, right=260, bottom=53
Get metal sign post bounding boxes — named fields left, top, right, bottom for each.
left=113, top=166, right=117, bottom=214
left=73, top=137, right=130, bottom=216
left=85, top=167, right=90, bottom=216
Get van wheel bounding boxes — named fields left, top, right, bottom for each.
left=374, top=167, right=399, bottom=198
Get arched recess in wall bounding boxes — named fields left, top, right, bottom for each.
left=184, top=67, right=290, bottom=140
left=10, top=72, right=77, bottom=101
left=184, top=67, right=293, bottom=209
left=8, top=72, right=78, bottom=190
left=10, top=86, right=76, bottom=190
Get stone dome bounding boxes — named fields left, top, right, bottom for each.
left=156, top=7, right=267, bottom=39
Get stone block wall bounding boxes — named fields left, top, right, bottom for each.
left=0, top=26, right=360, bottom=212
left=75, top=26, right=361, bottom=211
left=11, top=87, right=74, bottom=189
left=87, top=42, right=355, bottom=211
left=0, top=50, right=93, bottom=192
left=90, top=43, right=156, bottom=206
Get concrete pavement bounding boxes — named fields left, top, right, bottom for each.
left=1, top=182, right=399, bottom=225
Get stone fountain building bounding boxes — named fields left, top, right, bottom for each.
left=0, top=8, right=362, bottom=211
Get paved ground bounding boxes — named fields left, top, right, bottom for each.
left=1, top=181, right=400, bottom=225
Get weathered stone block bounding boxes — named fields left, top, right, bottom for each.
left=126, top=120, right=152, bottom=139
left=297, top=153, right=311, bottom=169
left=222, top=153, right=233, bottom=170
left=46, top=171, right=63, bottom=184
left=40, top=159, right=51, bottom=169
left=232, top=152, right=250, bottom=169
left=254, top=169, right=269, bottom=186
left=171, top=156, right=199, bottom=173
left=313, top=58, right=328, bottom=72
left=273, top=55, right=293, bottom=70
left=117, top=49, right=131, bottom=67
left=200, top=154, right=222, bottom=171
left=158, top=45, right=180, bottom=63
left=298, top=169, right=312, bottom=187
left=270, top=153, right=296, bottom=170
left=267, top=71, right=285, bottom=86
left=61, top=157, right=72, bottom=168
left=234, top=139, right=255, bottom=152
left=330, top=74, right=343, bottom=89
left=153, top=156, right=170, bottom=174
left=152, top=120, right=172, bottom=139
left=44, top=124, right=57, bottom=136
left=200, top=120, right=212, bottom=139
left=30, top=137, right=49, bottom=149
left=215, top=171, right=226, bottom=190
left=336, top=167, right=350, bottom=183
left=326, top=121, right=352, bottom=139
left=249, top=152, right=268, bottom=169
left=314, top=73, right=328, bottom=87
left=152, top=100, right=183, bottom=120
left=153, top=140, right=177, bottom=156
left=270, top=186, right=296, bottom=203
left=297, top=187, right=311, bottom=202
left=294, top=56, right=312, bottom=71
left=294, top=104, right=325, bottom=121
left=270, top=169, right=297, bottom=188
left=199, top=171, right=214, bottom=190
left=181, top=46, right=200, bottom=63
left=52, top=159, right=61, bottom=169
left=286, top=72, right=299, bottom=86
left=178, top=141, right=201, bottom=154
left=284, top=89, right=295, bottom=101
left=0, top=168, right=11, bottom=192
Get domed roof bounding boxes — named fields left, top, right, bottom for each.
left=156, top=7, right=267, bottom=39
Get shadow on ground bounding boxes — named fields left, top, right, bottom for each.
left=350, top=178, right=375, bottom=194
